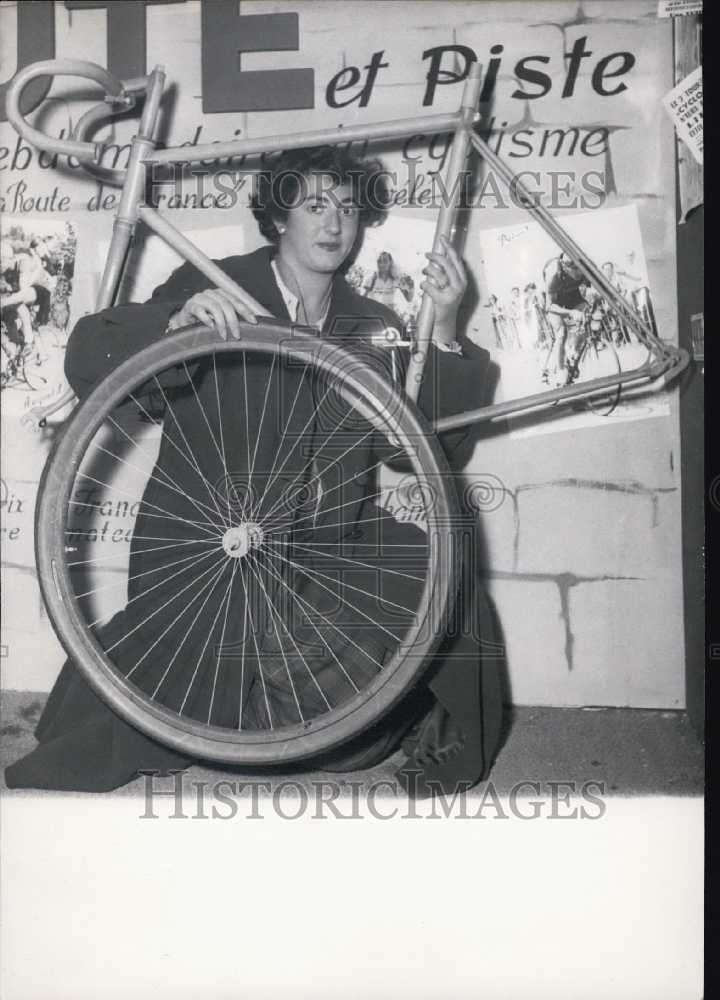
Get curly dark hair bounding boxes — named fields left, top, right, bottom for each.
left=250, top=146, right=392, bottom=244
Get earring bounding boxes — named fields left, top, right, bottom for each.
left=277, top=224, right=285, bottom=234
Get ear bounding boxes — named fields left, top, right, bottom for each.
left=269, top=212, right=286, bottom=236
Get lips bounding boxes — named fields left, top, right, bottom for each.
left=316, top=242, right=341, bottom=251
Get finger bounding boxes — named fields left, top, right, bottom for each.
left=426, top=247, right=463, bottom=290
left=185, top=299, right=216, bottom=332
left=210, top=289, right=258, bottom=330
left=190, top=305, right=215, bottom=331
left=202, top=299, right=229, bottom=340
left=439, top=236, right=467, bottom=287
left=208, top=290, right=240, bottom=340
left=229, top=299, right=259, bottom=329
left=419, top=279, right=442, bottom=304
left=424, top=256, right=457, bottom=293
left=422, top=260, right=447, bottom=285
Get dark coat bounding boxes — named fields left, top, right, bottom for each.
left=6, top=246, right=503, bottom=793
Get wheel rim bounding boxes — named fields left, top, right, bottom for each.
left=36, top=322, right=459, bottom=763
left=584, top=335, right=622, bottom=416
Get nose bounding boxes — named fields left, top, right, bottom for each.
left=324, top=209, right=341, bottom=235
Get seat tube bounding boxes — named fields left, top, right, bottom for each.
left=404, top=63, right=482, bottom=402
left=95, top=66, right=166, bottom=310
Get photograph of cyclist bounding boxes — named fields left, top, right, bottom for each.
left=542, top=252, right=587, bottom=385
left=476, top=205, right=664, bottom=430
left=1, top=240, right=43, bottom=365
left=0, top=222, right=77, bottom=396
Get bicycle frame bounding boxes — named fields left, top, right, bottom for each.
left=5, top=59, right=690, bottom=430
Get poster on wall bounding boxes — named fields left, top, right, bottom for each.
left=1, top=217, right=78, bottom=413
left=476, top=204, right=666, bottom=436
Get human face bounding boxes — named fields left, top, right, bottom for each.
left=377, top=252, right=392, bottom=277
left=277, top=174, right=359, bottom=277
left=561, top=258, right=582, bottom=280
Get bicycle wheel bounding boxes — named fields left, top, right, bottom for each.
left=36, top=321, right=460, bottom=764
left=21, top=359, right=48, bottom=392
left=575, top=335, right=622, bottom=416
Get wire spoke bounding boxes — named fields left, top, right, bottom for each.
left=150, top=373, right=229, bottom=527
left=242, top=351, right=253, bottom=519
left=259, top=544, right=367, bottom=692
left=95, top=417, right=224, bottom=524
left=71, top=473, right=221, bottom=538
left=237, top=560, right=273, bottom=730
left=105, top=551, right=227, bottom=655
left=129, top=556, right=230, bottom=686
left=262, top=511, right=397, bottom=540
left=69, top=497, right=222, bottom=539
left=247, top=351, right=278, bottom=509
left=204, top=561, right=239, bottom=723
left=67, top=538, right=214, bottom=567
left=249, top=358, right=312, bottom=522
left=273, top=537, right=426, bottom=583
left=87, top=544, right=221, bottom=627
left=260, top=433, right=403, bottom=533
left=150, top=557, right=233, bottom=703
left=150, top=378, right=230, bottom=528
left=262, top=538, right=405, bottom=641
left=265, top=515, right=390, bottom=539
left=257, top=396, right=361, bottom=527
left=252, top=367, right=371, bottom=526
left=280, top=541, right=431, bottom=549
left=212, top=353, right=233, bottom=526
left=293, top=448, right=406, bottom=515
left=74, top=544, right=224, bottom=599
left=236, top=565, right=248, bottom=729
left=249, top=365, right=345, bottom=524
left=244, top=553, right=307, bottom=723
left=262, top=489, right=387, bottom=538
left=249, top=546, right=334, bottom=713
left=127, top=390, right=230, bottom=526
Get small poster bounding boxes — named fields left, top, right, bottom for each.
left=657, top=0, right=703, bottom=16
left=663, top=66, right=703, bottom=165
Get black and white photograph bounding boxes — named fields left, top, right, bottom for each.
left=477, top=205, right=666, bottom=433
left=0, top=218, right=77, bottom=405
left=0, top=2, right=705, bottom=998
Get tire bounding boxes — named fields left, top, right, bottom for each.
left=574, top=333, right=622, bottom=416
left=23, top=362, right=48, bottom=392
left=36, top=321, right=460, bottom=764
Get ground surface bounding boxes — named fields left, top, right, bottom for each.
left=0, top=691, right=703, bottom=798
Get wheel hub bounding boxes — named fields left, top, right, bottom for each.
left=222, top=522, right=264, bottom=559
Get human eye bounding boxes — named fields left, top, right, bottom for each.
left=341, top=205, right=358, bottom=217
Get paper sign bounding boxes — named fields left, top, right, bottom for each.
left=663, top=66, right=703, bottom=164
left=658, top=1, right=703, bottom=16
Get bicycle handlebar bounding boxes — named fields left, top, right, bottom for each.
left=5, top=59, right=133, bottom=162
left=71, top=98, right=136, bottom=187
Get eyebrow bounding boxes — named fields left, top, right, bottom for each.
left=305, top=193, right=358, bottom=207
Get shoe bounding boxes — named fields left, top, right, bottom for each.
left=396, top=743, right=481, bottom=798
left=395, top=698, right=484, bottom=798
